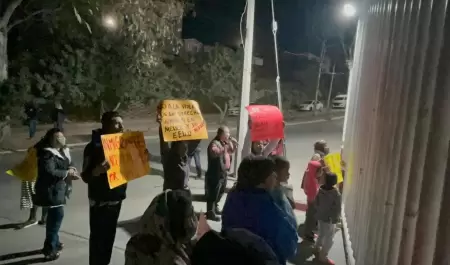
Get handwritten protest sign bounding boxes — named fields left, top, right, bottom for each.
left=101, top=132, right=150, bottom=189
left=324, top=152, right=344, bottom=183
left=246, top=105, right=284, bottom=141
left=161, top=100, right=208, bottom=142
left=6, top=147, right=38, bottom=182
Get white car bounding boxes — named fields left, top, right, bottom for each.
left=298, top=100, right=324, bottom=111
left=227, top=107, right=240, bottom=116
left=332, top=94, right=347, bottom=109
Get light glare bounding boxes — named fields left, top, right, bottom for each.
left=343, top=3, right=357, bottom=17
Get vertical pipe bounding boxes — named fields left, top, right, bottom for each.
left=398, top=0, right=447, bottom=262
left=313, top=40, right=326, bottom=116
left=234, top=0, right=255, bottom=167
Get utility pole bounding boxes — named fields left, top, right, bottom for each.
left=314, top=40, right=326, bottom=116
left=234, top=0, right=255, bottom=170
left=327, top=64, right=336, bottom=111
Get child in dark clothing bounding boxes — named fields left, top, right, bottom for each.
left=314, top=172, right=341, bottom=265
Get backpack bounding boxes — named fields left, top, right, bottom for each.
left=191, top=228, right=281, bottom=265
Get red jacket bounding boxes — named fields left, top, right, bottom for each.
left=303, top=160, right=322, bottom=202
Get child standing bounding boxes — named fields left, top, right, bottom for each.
left=314, top=172, right=341, bottom=264
left=271, top=156, right=296, bottom=228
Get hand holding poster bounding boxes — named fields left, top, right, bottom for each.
left=161, top=100, right=208, bottom=142
left=324, top=152, right=344, bottom=183
left=246, top=105, right=284, bottom=141
left=101, top=132, right=150, bottom=189
left=6, top=147, right=38, bottom=182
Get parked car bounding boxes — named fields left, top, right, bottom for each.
left=298, top=100, right=324, bottom=111
left=227, top=107, right=240, bottom=116
left=332, top=94, right=348, bottom=109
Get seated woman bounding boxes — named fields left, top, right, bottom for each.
left=34, top=128, right=80, bottom=260
left=221, top=156, right=298, bottom=265
left=125, top=189, right=198, bottom=265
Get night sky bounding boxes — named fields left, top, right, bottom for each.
left=183, top=0, right=354, bottom=82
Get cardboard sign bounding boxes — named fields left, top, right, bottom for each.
left=246, top=105, right=284, bottom=141
left=161, top=100, right=208, bottom=142
left=324, top=152, right=344, bottom=184
left=6, top=147, right=38, bottom=182
left=101, top=132, right=150, bottom=189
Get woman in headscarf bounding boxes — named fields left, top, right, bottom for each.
left=125, top=189, right=198, bottom=265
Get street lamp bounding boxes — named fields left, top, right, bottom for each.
left=342, top=3, right=357, bottom=18
left=102, top=15, right=118, bottom=30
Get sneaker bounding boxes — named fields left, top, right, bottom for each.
left=16, top=219, right=38, bottom=229
left=315, top=256, right=335, bottom=265
left=44, top=251, right=60, bottom=261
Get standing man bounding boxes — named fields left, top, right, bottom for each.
left=25, top=102, right=38, bottom=139
left=205, top=126, right=237, bottom=221
left=187, top=140, right=202, bottom=179
left=81, top=111, right=126, bottom=265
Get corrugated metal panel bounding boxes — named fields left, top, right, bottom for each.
left=341, top=0, right=450, bottom=264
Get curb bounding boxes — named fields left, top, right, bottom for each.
left=0, top=116, right=344, bottom=155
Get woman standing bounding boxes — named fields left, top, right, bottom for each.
left=163, top=141, right=190, bottom=196
left=34, top=128, right=79, bottom=260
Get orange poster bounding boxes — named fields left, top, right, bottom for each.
left=161, top=99, right=209, bottom=142
left=101, top=132, right=150, bottom=189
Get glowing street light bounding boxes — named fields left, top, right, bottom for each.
left=342, top=3, right=357, bottom=17
left=102, top=15, right=118, bottom=30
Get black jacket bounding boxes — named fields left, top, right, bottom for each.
left=34, top=147, right=73, bottom=207
left=81, top=129, right=127, bottom=202
left=187, top=140, right=201, bottom=156
left=163, top=151, right=189, bottom=190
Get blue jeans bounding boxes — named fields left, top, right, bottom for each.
left=44, top=207, right=64, bottom=254
left=28, top=119, right=37, bottom=138
left=187, top=151, right=202, bottom=177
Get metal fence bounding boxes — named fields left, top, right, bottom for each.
left=341, top=0, right=450, bottom=264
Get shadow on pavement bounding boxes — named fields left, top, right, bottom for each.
left=117, top=217, right=141, bottom=236
left=0, top=223, right=21, bottom=230
left=0, top=249, right=46, bottom=264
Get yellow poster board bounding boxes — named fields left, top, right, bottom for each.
left=101, top=132, right=150, bottom=189
left=324, top=152, right=344, bottom=183
left=6, top=147, right=38, bottom=182
left=161, top=99, right=209, bottom=142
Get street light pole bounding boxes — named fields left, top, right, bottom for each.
left=314, top=40, right=326, bottom=116
left=234, top=0, right=255, bottom=169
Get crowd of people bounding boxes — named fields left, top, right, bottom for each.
left=12, top=107, right=342, bottom=265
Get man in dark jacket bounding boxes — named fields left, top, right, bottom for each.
left=25, top=102, right=38, bottom=139
left=187, top=140, right=202, bottom=179
left=81, top=111, right=125, bottom=265
left=205, top=126, right=237, bottom=221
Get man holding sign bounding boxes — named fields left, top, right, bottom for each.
left=81, top=111, right=127, bottom=265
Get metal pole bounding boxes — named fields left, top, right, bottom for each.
left=234, top=0, right=255, bottom=169
left=314, top=40, right=326, bottom=116
left=326, top=64, right=336, bottom=112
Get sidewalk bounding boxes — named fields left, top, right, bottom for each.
left=1, top=111, right=343, bottom=152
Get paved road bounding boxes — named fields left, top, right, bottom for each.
left=0, top=120, right=345, bottom=265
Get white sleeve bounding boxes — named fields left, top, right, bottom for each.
left=262, top=139, right=281, bottom=157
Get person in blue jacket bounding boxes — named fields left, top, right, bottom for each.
left=221, top=156, right=298, bottom=264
